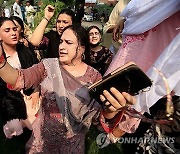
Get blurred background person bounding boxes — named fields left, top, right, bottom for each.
left=13, top=0, right=23, bottom=21
left=25, top=0, right=35, bottom=28
left=20, top=2, right=26, bottom=22
left=86, top=25, right=113, bottom=76
left=103, top=0, right=130, bottom=55
left=75, top=4, right=84, bottom=26
left=4, top=6, right=10, bottom=18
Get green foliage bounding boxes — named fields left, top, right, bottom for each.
left=0, top=0, right=4, bottom=6
left=85, top=125, right=123, bottom=154
left=33, top=0, right=65, bottom=31
left=94, top=4, right=113, bottom=16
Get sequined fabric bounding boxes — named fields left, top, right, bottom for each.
left=14, top=59, right=102, bottom=153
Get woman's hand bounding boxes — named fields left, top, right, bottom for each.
left=44, top=5, right=55, bottom=21
left=100, top=87, right=136, bottom=119
left=112, top=18, right=125, bottom=42
left=3, top=119, right=23, bottom=138
left=30, top=91, right=40, bottom=109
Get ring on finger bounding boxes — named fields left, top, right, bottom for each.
left=125, top=103, right=132, bottom=108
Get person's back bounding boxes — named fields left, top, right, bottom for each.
left=25, top=1, right=35, bottom=28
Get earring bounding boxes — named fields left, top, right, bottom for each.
left=82, top=53, right=85, bottom=61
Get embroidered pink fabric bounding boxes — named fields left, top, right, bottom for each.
left=106, top=12, right=180, bottom=74
left=105, top=12, right=180, bottom=133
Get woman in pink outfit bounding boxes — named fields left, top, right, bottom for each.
left=0, top=24, right=135, bottom=153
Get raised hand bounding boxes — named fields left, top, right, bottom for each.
left=112, top=18, right=125, bottom=42
left=44, top=5, right=55, bottom=21
left=3, top=119, right=23, bottom=138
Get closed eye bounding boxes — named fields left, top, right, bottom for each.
left=60, top=39, right=74, bottom=44
left=65, top=40, right=73, bottom=44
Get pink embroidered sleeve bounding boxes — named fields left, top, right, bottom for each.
left=13, top=62, right=47, bottom=90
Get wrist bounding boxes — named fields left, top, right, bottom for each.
left=102, top=110, right=119, bottom=119
left=107, top=132, right=120, bottom=143
left=43, top=16, right=50, bottom=22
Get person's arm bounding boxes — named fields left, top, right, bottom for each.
left=97, top=87, right=135, bottom=141
left=103, top=0, right=128, bottom=34
left=101, top=87, right=135, bottom=119
left=112, top=17, right=125, bottom=42
left=0, top=44, right=45, bottom=89
left=29, top=5, right=55, bottom=46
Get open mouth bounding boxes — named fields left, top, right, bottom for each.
left=59, top=52, right=68, bottom=56
left=58, top=29, right=63, bottom=34
left=12, top=36, right=17, bottom=40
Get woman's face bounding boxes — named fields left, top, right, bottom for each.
left=56, top=14, right=73, bottom=35
left=89, top=28, right=101, bottom=45
left=0, top=20, right=19, bottom=45
left=59, top=28, right=84, bottom=65
left=13, top=20, right=22, bottom=37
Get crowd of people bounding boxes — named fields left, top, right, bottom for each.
left=1, top=0, right=36, bottom=28
left=0, top=0, right=179, bottom=153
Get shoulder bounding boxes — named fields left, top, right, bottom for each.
left=86, top=65, right=102, bottom=83
left=45, top=30, right=58, bottom=38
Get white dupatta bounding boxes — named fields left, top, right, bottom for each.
left=121, top=0, right=180, bottom=35
left=134, top=33, right=180, bottom=112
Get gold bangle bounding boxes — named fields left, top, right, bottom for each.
left=43, top=17, right=49, bottom=22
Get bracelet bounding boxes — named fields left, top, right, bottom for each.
left=43, top=17, right=49, bottom=22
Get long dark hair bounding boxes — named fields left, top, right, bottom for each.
left=57, top=8, right=75, bottom=24
left=61, top=25, right=90, bottom=64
